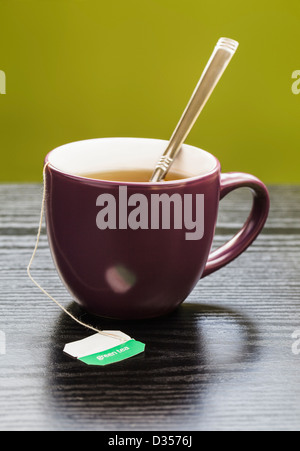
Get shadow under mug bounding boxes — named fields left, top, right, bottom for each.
left=44, top=137, right=270, bottom=319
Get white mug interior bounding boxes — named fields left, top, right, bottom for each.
left=47, top=137, right=218, bottom=181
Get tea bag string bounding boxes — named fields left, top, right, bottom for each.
left=27, top=162, right=127, bottom=343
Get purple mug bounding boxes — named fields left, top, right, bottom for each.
left=45, top=138, right=269, bottom=320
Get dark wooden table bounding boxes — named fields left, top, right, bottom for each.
left=0, top=184, right=299, bottom=431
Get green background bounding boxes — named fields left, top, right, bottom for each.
left=0, top=0, right=299, bottom=183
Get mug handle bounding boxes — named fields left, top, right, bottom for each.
left=201, top=172, right=270, bottom=278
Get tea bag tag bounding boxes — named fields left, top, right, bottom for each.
left=64, top=331, right=145, bottom=366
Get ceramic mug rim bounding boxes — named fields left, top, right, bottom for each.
left=45, top=137, right=221, bottom=187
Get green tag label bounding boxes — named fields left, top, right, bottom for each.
left=78, top=339, right=145, bottom=366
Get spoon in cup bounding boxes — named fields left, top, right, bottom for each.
left=150, top=37, right=239, bottom=182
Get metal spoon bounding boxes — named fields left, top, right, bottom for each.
left=150, top=37, right=239, bottom=182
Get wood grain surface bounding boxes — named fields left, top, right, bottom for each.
left=0, top=184, right=299, bottom=431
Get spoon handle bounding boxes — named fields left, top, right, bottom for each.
left=150, top=37, right=239, bottom=182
